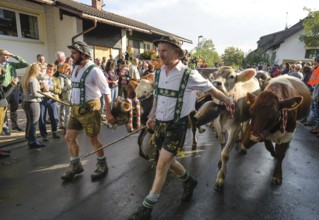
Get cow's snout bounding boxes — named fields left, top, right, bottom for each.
left=213, top=81, right=222, bottom=87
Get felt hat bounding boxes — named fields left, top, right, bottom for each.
left=68, top=41, right=91, bottom=58
left=153, top=36, right=184, bottom=58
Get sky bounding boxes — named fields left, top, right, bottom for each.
left=77, top=0, right=317, bottom=54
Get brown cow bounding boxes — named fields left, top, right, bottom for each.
left=243, top=75, right=311, bottom=185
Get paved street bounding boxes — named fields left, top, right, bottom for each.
left=1, top=116, right=319, bottom=220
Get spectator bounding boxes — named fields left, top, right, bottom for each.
left=21, top=63, right=46, bottom=148
left=289, top=64, right=304, bottom=80
left=36, top=54, right=47, bottom=76
left=0, top=65, right=17, bottom=138
left=38, top=63, right=61, bottom=141
left=142, top=63, right=155, bottom=82
left=0, top=49, right=28, bottom=135
left=57, top=63, right=72, bottom=130
left=280, top=62, right=290, bottom=75
left=129, top=58, right=141, bottom=80
left=101, top=56, right=107, bottom=71
left=54, top=51, right=66, bottom=68
left=117, top=60, right=130, bottom=98
left=105, top=59, right=119, bottom=108
left=308, top=56, right=319, bottom=136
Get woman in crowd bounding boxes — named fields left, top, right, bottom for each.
left=104, top=59, right=119, bottom=108
left=38, top=63, right=61, bottom=141
left=21, top=63, right=46, bottom=148
left=117, top=60, right=130, bottom=98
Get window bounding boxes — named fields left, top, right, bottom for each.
left=305, top=49, right=319, bottom=59
left=0, top=8, right=39, bottom=40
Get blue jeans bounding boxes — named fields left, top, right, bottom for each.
left=39, top=98, right=58, bottom=137
left=110, top=87, right=118, bottom=109
left=22, top=101, right=40, bottom=143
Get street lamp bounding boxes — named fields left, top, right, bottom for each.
left=198, top=35, right=203, bottom=46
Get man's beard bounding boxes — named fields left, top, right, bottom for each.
left=74, top=57, right=83, bottom=65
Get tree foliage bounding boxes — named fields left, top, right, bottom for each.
left=221, top=47, right=244, bottom=68
left=191, top=39, right=221, bottom=67
left=299, top=8, right=319, bottom=47
left=244, top=48, right=271, bottom=67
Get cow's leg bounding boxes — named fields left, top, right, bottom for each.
left=214, top=121, right=225, bottom=169
left=264, top=140, right=276, bottom=158
left=189, top=113, right=198, bottom=150
left=215, top=125, right=241, bottom=192
left=271, top=142, right=289, bottom=185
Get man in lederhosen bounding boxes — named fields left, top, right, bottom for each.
left=128, top=36, right=234, bottom=219
left=61, top=41, right=115, bottom=181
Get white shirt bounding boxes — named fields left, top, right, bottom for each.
left=71, top=61, right=110, bottom=105
left=129, top=64, right=141, bottom=80
left=155, top=61, right=213, bottom=121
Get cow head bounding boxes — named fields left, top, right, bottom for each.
left=247, top=91, right=303, bottom=141
left=111, top=96, right=131, bottom=126
left=213, top=67, right=256, bottom=94
left=135, top=79, right=154, bottom=100
left=255, top=71, right=271, bottom=91
left=126, top=79, right=140, bottom=99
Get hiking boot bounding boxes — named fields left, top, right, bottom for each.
left=91, top=162, right=108, bottom=181
left=182, top=176, right=198, bottom=201
left=127, top=206, right=152, bottom=220
left=61, top=161, right=84, bottom=181
left=53, top=132, right=61, bottom=139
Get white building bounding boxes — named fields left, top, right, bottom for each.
left=257, top=19, right=319, bottom=65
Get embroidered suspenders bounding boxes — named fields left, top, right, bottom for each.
left=71, top=64, right=96, bottom=108
left=154, top=68, right=192, bottom=123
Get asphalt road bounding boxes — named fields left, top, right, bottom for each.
left=1, top=123, right=319, bottom=220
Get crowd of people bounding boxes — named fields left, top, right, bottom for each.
left=0, top=45, right=157, bottom=158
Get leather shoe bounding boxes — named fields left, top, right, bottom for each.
left=28, top=141, right=46, bottom=148
left=182, top=176, right=198, bottom=201
left=12, top=126, right=23, bottom=132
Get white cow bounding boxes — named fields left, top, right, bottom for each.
left=212, top=67, right=260, bottom=191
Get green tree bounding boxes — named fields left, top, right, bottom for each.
left=299, top=8, right=319, bottom=47
left=190, top=39, right=221, bottom=67
left=221, top=47, right=244, bottom=69
left=244, top=48, right=271, bottom=68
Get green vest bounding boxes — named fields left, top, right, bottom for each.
left=154, top=67, right=192, bottom=123
left=71, top=64, right=96, bottom=107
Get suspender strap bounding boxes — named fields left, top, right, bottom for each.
left=154, top=67, right=192, bottom=123
left=173, top=68, right=191, bottom=123
left=71, top=64, right=96, bottom=107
